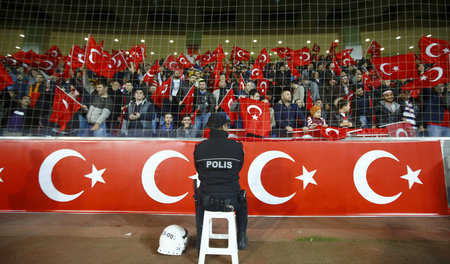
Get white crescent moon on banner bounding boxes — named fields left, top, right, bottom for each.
left=429, top=67, right=444, bottom=82
left=380, top=63, right=393, bottom=75
left=247, top=105, right=262, bottom=116
left=38, top=149, right=85, bottom=202
left=425, top=43, right=440, bottom=58
left=88, top=49, right=101, bottom=64
left=353, top=150, right=402, bottom=204
left=141, top=150, right=189, bottom=204
left=248, top=151, right=296, bottom=205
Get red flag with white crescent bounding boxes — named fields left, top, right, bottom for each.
left=271, top=47, right=293, bottom=59
left=142, top=60, right=160, bottom=83
left=49, top=86, right=81, bottom=132
left=250, top=62, right=263, bottom=80
left=256, top=48, right=271, bottom=68
left=177, top=53, right=192, bottom=69
left=180, top=84, right=195, bottom=116
left=219, top=87, right=238, bottom=125
left=239, top=74, right=246, bottom=91
left=151, top=77, right=172, bottom=108
left=239, top=97, right=271, bottom=137
left=257, top=78, right=269, bottom=97
left=401, top=61, right=449, bottom=90
left=371, top=53, right=418, bottom=80
left=418, top=36, right=450, bottom=64
left=230, top=46, right=250, bottom=62
left=366, top=40, right=382, bottom=57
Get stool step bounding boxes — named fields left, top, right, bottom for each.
left=198, top=210, right=239, bottom=264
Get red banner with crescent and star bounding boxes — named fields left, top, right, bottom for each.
left=0, top=139, right=447, bottom=216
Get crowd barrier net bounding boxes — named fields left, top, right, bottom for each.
left=0, top=0, right=449, bottom=141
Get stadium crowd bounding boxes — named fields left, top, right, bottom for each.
left=0, top=52, right=449, bottom=138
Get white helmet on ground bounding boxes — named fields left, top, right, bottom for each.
left=157, top=225, right=189, bottom=255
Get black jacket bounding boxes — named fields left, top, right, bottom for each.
left=194, top=130, right=244, bottom=193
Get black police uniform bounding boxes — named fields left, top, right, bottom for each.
left=193, top=127, right=248, bottom=250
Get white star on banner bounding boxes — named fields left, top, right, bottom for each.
left=189, top=173, right=200, bottom=188
left=420, top=75, right=428, bottom=81
left=443, top=48, right=450, bottom=54
left=393, top=66, right=399, bottom=71
left=84, top=165, right=106, bottom=188
left=400, top=165, right=422, bottom=189
left=252, top=114, right=259, bottom=120
left=295, top=166, right=318, bottom=190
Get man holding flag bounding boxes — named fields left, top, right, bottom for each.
left=274, top=89, right=309, bottom=137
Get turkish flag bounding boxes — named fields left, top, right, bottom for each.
left=250, top=62, right=263, bottom=80
left=111, top=50, right=128, bottom=72
left=401, top=61, right=449, bottom=90
left=332, top=56, right=342, bottom=75
left=418, top=36, right=450, bottom=64
left=335, top=49, right=355, bottom=66
left=363, top=71, right=375, bottom=92
left=219, top=87, right=238, bottom=125
left=230, top=46, right=250, bottom=62
left=289, top=48, right=311, bottom=66
left=151, top=77, right=171, bottom=108
left=65, top=45, right=86, bottom=69
left=271, top=47, right=292, bottom=59
left=239, top=74, right=246, bottom=91
left=163, top=54, right=182, bottom=71
left=85, top=35, right=108, bottom=75
left=312, top=43, right=321, bottom=53
left=13, top=50, right=58, bottom=74
left=49, top=86, right=81, bottom=132
left=385, top=122, right=416, bottom=137
left=45, top=45, right=62, bottom=62
left=239, top=97, right=271, bottom=137
left=0, top=62, right=14, bottom=90
left=319, top=127, right=348, bottom=140
left=257, top=78, right=269, bottom=97
left=177, top=53, right=192, bottom=69
left=127, top=45, right=146, bottom=68
left=329, top=42, right=338, bottom=56
left=200, top=50, right=213, bottom=66
left=371, top=52, right=418, bottom=80
left=366, top=40, right=382, bottom=57
left=287, top=60, right=301, bottom=78
left=212, top=44, right=226, bottom=62
left=179, top=84, right=195, bottom=116
left=256, top=48, right=271, bottom=68
left=142, top=60, right=160, bottom=83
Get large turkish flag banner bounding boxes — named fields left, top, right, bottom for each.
left=0, top=140, right=447, bottom=216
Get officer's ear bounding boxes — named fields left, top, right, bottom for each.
left=222, top=124, right=228, bottom=131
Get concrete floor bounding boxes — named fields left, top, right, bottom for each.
left=0, top=213, right=449, bottom=264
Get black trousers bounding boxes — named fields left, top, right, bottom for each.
left=195, top=192, right=248, bottom=249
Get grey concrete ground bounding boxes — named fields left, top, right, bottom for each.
left=0, top=213, right=449, bottom=264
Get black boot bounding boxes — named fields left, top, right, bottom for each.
left=238, top=232, right=248, bottom=250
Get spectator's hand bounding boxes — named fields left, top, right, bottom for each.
left=302, top=126, right=309, bottom=133
left=286, top=126, right=294, bottom=132
left=325, top=104, right=330, bottom=111
left=91, top=123, right=100, bottom=131
left=81, top=104, right=88, bottom=110
left=418, top=125, right=425, bottom=132
left=262, top=99, right=269, bottom=103
left=372, top=125, right=377, bottom=129
left=135, top=113, right=141, bottom=119
left=323, top=124, right=328, bottom=128
left=311, top=123, right=317, bottom=129
left=169, top=95, right=173, bottom=102
left=215, top=105, right=219, bottom=111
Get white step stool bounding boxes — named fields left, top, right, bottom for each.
left=198, top=210, right=239, bottom=264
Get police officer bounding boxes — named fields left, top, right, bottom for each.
left=193, top=113, right=248, bottom=250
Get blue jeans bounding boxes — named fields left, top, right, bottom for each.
left=194, top=113, right=211, bottom=136
left=78, top=114, right=89, bottom=137
left=88, top=123, right=108, bottom=137
left=426, top=124, right=450, bottom=137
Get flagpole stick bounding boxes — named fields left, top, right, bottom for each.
left=55, top=85, right=84, bottom=107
